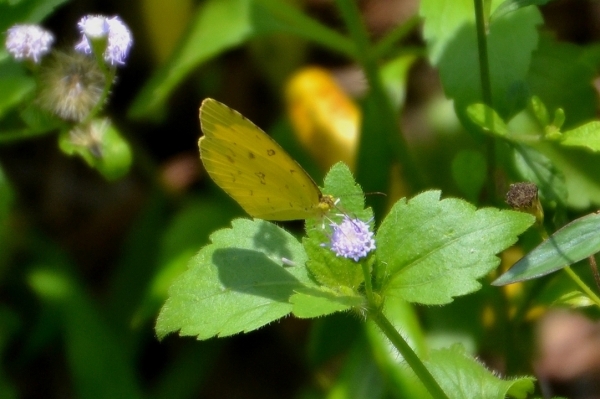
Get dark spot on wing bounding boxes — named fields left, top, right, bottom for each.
left=226, top=155, right=235, bottom=163
left=248, top=152, right=255, bottom=159
left=267, top=149, right=275, bottom=156
left=256, top=172, right=266, bottom=185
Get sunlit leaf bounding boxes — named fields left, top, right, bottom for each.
left=493, top=212, right=600, bottom=285
left=377, top=191, right=534, bottom=304
left=561, top=121, right=600, bottom=152
left=466, top=103, right=509, bottom=137
left=426, top=345, right=535, bottom=399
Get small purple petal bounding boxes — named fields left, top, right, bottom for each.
left=5, top=24, right=54, bottom=63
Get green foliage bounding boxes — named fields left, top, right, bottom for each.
left=421, top=0, right=542, bottom=117
left=451, top=150, right=487, bottom=203
left=426, top=345, right=535, bottom=399
left=376, top=190, right=534, bottom=304
left=58, top=120, right=133, bottom=180
left=494, top=212, right=600, bottom=285
left=4, top=0, right=600, bottom=397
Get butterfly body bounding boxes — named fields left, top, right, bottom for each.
left=199, top=98, right=334, bottom=221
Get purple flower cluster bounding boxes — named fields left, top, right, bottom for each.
left=75, top=15, right=132, bottom=66
left=329, top=216, right=375, bottom=261
left=5, top=24, right=54, bottom=63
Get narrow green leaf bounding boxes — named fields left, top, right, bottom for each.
left=380, top=55, right=417, bottom=110
left=493, top=212, right=600, bottom=285
left=491, top=0, right=553, bottom=21
left=0, top=0, right=69, bottom=30
left=252, top=0, right=355, bottom=57
left=466, top=103, right=508, bottom=136
left=426, top=345, right=535, bottom=399
left=156, top=219, right=317, bottom=340
left=530, top=95, right=549, bottom=126
left=129, top=0, right=253, bottom=119
left=553, top=291, right=594, bottom=308
left=377, top=191, right=534, bottom=305
left=561, top=121, right=600, bottom=152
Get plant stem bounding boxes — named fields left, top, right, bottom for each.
left=369, top=309, right=450, bottom=399
left=84, top=67, right=116, bottom=124
left=361, top=258, right=374, bottom=303
left=473, top=0, right=496, bottom=202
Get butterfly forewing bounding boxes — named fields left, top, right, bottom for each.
left=199, top=98, right=330, bottom=221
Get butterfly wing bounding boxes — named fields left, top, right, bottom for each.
left=199, top=98, right=330, bottom=221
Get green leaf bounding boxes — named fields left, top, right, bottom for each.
left=252, top=0, right=355, bottom=57
left=421, top=0, right=542, bottom=117
left=466, top=103, right=509, bottom=136
left=493, top=212, right=600, bottom=285
left=553, top=291, right=594, bottom=308
left=531, top=142, right=600, bottom=209
left=377, top=191, right=534, bottom=304
left=510, top=143, right=568, bottom=206
left=451, top=149, right=487, bottom=203
left=0, top=0, right=69, bottom=31
left=380, top=55, right=417, bottom=110
left=426, top=345, right=535, bottom=399
left=303, top=162, right=372, bottom=292
left=527, top=34, right=599, bottom=127
left=132, top=196, right=237, bottom=328
left=491, top=0, right=553, bottom=21
left=290, top=288, right=362, bottom=318
left=129, top=0, right=253, bottom=119
left=530, top=95, right=549, bottom=126
left=561, top=121, right=600, bottom=152
left=321, top=162, right=371, bottom=219
left=156, top=219, right=317, bottom=340
left=58, top=119, right=132, bottom=180
left=0, top=60, right=35, bottom=119
left=304, top=233, right=364, bottom=290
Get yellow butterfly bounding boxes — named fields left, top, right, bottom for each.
left=199, top=98, right=335, bottom=221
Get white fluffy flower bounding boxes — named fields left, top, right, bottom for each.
left=75, top=15, right=132, bottom=66
left=5, top=24, right=54, bottom=63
